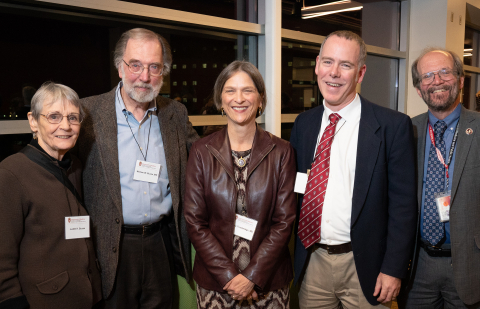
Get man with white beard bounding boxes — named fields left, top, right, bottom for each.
left=77, top=28, right=198, bottom=309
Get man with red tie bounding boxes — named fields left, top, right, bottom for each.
left=291, top=30, right=417, bottom=308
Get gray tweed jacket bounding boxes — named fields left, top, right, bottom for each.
left=76, top=87, right=198, bottom=298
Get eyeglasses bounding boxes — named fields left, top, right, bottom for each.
left=40, top=112, right=83, bottom=125
left=123, top=59, right=164, bottom=76
left=421, top=69, right=457, bottom=85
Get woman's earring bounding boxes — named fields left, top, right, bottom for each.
left=257, top=106, right=262, bottom=117
left=221, top=108, right=225, bottom=117
left=33, top=132, right=37, bottom=140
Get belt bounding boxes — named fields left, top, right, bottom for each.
left=419, top=240, right=451, bottom=257
left=122, top=220, right=164, bottom=236
left=314, top=242, right=352, bottom=255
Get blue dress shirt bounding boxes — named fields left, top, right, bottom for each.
left=420, top=104, right=461, bottom=245
left=115, top=83, right=171, bottom=225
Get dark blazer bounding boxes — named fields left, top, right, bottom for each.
left=184, top=126, right=296, bottom=293
left=77, top=87, right=199, bottom=298
left=0, top=146, right=102, bottom=309
left=408, top=106, right=480, bottom=305
left=292, top=96, right=417, bottom=305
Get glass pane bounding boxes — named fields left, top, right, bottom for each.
left=281, top=123, right=294, bottom=142
left=0, top=6, right=257, bottom=120
left=167, top=35, right=256, bottom=115
left=282, top=0, right=400, bottom=50
left=361, top=55, right=398, bottom=110
left=121, top=0, right=258, bottom=22
left=464, top=27, right=479, bottom=67
left=462, top=73, right=480, bottom=111
left=0, top=12, right=111, bottom=120
left=0, top=134, right=31, bottom=161
left=281, top=42, right=322, bottom=114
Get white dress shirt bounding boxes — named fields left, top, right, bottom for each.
left=316, top=94, right=361, bottom=245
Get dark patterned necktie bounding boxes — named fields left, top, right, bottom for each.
left=298, top=113, right=341, bottom=249
left=423, top=120, right=447, bottom=246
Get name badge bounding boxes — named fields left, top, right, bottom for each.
left=234, top=214, right=258, bottom=241
left=133, top=160, right=161, bottom=183
left=435, top=191, right=450, bottom=222
left=294, top=172, right=309, bottom=194
left=65, top=216, right=90, bottom=239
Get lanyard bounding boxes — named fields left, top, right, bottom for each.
left=428, top=121, right=459, bottom=190
left=117, top=91, right=153, bottom=161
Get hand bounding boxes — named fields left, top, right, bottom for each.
left=373, top=272, right=401, bottom=303
left=223, top=274, right=255, bottom=301
left=246, top=290, right=259, bottom=302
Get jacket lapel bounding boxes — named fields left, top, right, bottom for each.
left=247, top=126, right=275, bottom=179
left=206, top=126, right=235, bottom=182
left=305, top=106, right=325, bottom=171
left=451, top=107, right=478, bottom=204
left=414, top=114, right=428, bottom=207
left=156, top=97, right=180, bottom=211
left=92, top=87, right=123, bottom=214
left=351, top=98, right=381, bottom=226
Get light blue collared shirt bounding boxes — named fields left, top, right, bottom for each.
left=420, top=104, right=461, bottom=245
left=115, top=82, right=171, bottom=225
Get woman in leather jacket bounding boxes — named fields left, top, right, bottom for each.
left=184, top=61, right=296, bottom=309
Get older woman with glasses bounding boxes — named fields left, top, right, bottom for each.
left=0, top=82, right=102, bottom=309
left=184, top=61, right=296, bottom=308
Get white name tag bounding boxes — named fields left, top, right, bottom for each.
left=65, top=216, right=90, bottom=239
left=133, top=160, right=161, bottom=183
left=435, top=192, right=451, bottom=222
left=294, top=172, right=308, bottom=194
left=234, top=215, right=258, bottom=241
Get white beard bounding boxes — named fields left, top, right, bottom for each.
left=121, top=66, right=162, bottom=103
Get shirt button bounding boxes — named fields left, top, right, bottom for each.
left=326, top=220, right=330, bottom=223
left=140, top=147, right=143, bottom=150
left=145, top=214, right=148, bottom=217
left=328, top=240, right=332, bottom=244
left=115, top=218, right=120, bottom=224
left=139, top=125, right=142, bottom=129
left=52, top=285, right=58, bottom=291
left=144, top=191, right=147, bottom=195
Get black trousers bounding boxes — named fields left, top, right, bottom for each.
left=103, top=222, right=176, bottom=309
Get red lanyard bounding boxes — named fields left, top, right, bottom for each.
left=428, top=122, right=459, bottom=180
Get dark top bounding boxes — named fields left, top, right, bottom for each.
left=0, top=143, right=102, bottom=309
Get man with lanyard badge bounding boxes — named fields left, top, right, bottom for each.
left=399, top=48, right=480, bottom=308
left=77, top=28, right=199, bottom=308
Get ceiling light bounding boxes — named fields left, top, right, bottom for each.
left=301, top=0, right=352, bottom=11
left=301, top=1, right=363, bottom=19
left=303, top=6, right=363, bottom=19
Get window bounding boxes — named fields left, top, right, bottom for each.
left=282, top=0, right=400, bottom=50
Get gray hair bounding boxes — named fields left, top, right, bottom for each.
left=411, top=47, right=464, bottom=89
left=213, top=60, right=267, bottom=113
left=113, top=28, right=172, bottom=76
left=319, top=30, right=367, bottom=70
left=30, top=82, right=83, bottom=120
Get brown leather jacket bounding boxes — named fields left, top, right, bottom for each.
left=184, top=126, right=296, bottom=293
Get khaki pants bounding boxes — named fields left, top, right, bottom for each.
left=299, top=247, right=391, bottom=309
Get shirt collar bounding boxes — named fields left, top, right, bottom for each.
left=323, top=93, right=361, bottom=123
left=427, top=103, right=461, bottom=128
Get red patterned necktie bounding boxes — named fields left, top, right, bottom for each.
left=298, top=113, right=342, bottom=249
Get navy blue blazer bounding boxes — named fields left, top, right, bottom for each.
left=291, top=96, right=417, bottom=305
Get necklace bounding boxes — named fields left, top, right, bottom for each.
left=236, top=156, right=246, bottom=168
